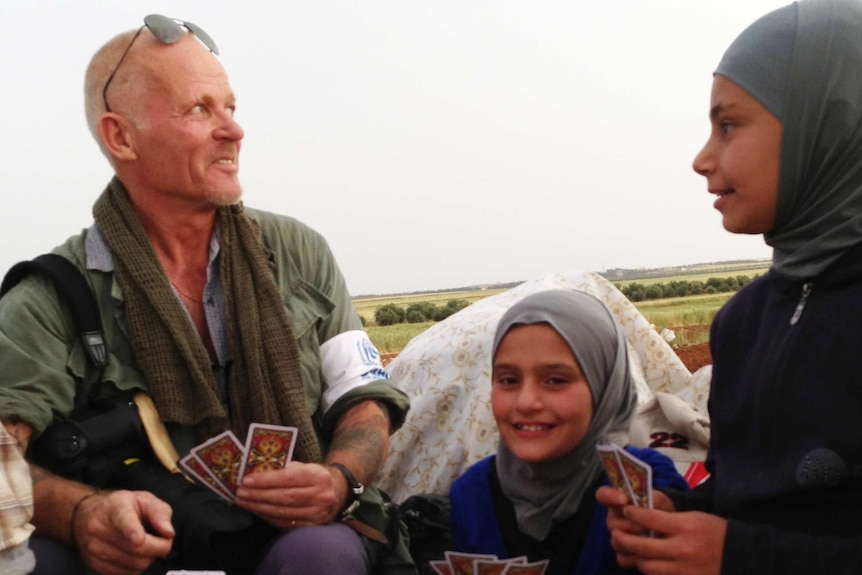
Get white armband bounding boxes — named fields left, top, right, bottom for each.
left=319, top=330, right=389, bottom=414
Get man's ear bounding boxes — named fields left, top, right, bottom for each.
left=98, top=114, right=138, bottom=161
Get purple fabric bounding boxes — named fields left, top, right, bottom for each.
left=29, top=536, right=87, bottom=575
left=255, top=522, right=370, bottom=575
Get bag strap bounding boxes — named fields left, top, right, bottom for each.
left=0, top=253, right=108, bottom=368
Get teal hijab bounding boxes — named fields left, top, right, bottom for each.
left=716, top=0, right=862, bottom=280
left=492, top=290, right=636, bottom=540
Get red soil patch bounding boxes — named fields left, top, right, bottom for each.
left=674, top=343, right=711, bottom=372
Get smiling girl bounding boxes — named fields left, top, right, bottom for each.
left=449, top=290, right=686, bottom=575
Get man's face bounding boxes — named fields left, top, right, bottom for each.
left=126, top=35, right=244, bottom=207
left=692, top=75, right=782, bottom=235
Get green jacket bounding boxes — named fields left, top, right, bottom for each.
left=0, top=207, right=408, bottom=436
left=0, top=207, right=415, bottom=573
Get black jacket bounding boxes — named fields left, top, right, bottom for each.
left=669, top=241, right=862, bottom=574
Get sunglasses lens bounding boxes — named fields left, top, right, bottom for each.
left=144, top=14, right=183, bottom=44
left=183, top=21, right=219, bottom=55
left=143, top=14, right=219, bottom=55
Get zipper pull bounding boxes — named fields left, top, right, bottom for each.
left=790, top=283, right=813, bottom=325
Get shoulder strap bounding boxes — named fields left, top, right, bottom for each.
left=0, top=253, right=108, bottom=368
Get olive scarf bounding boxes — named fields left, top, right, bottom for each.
left=93, top=178, right=321, bottom=463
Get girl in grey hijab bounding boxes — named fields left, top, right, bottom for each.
left=599, top=2, right=862, bottom=574
left=449, top=290, right=687, bottom=575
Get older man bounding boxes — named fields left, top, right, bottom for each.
left=0, top=15, right=411, bottom=575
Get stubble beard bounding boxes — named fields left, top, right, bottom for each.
left=206, top=183, right=244, bottom=207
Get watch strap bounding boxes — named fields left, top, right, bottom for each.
left=331, top=463, right=364, bottom=515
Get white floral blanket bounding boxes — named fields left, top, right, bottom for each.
left=378, top=272, right=712, bottom=502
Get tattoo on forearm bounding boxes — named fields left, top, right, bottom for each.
left=329, top=410, right=389, bottom=478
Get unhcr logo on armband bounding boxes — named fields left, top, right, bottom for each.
left=358, top=336, right=381, bottom=364
left=357, top=336, right=389, bottom=381
left=361, top=367, right=390, bottom=382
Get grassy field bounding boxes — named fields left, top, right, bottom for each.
left=363, top=294, right=729, bottom=353
left=365, top=321, right=437, bottom=354
left=636, top=292, right=734, bottom=329
left=612, top=267, right=769, bottom=287
left=353, top=288, right=509, bottom=326
left=355, top=268, right=754, bottom=353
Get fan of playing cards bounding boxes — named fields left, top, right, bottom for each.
left=179, top=424, right=298, bottom=502
left=596, top=443, right=653, bottom=508
left=430, top=551, right=549, bottom=575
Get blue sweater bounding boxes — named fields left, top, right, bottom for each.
left=449, top=447, right=688, bottom=575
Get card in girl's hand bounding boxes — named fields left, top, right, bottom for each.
left=191, top=430, right=245, bottom=496
left=238, top=423, right=298, bottom=482
left=475, top=558, right=520, bottom=575
left=616, top=448, right=653, bottom=508
left=444, top=551, right=498, bottom=575
left=429, top=560, right=454, bottom=575
left=596, top=443, right=631, bottom=498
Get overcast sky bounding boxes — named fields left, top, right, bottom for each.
left=1, top=1, right=787, bottom=295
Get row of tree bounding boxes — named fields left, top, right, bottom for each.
left=368, top=275, right=760, bottom=326
left=374, top=299, right=471, bottom=326
left=616, top=275, right=758, bottom=302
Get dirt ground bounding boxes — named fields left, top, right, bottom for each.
left=674, top=342, right=711, bottom=372
left=379, top=324, right=713, bottom=373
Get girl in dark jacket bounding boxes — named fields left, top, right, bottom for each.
left=599, top=1, right=862, bottom=573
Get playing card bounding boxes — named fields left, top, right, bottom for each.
left=429, top=560, right=454, bottom=575
left=596, top=443, right=631, bottom=499
left=178, top=452, right=235, bottom=502
left=191, top=430, right=245, bottom=495
left=238, top=423, right=298, bottom=482
left=616, top=448, right=653, bottom=508
left=445, top=551, right=498, bottom=575
left=474, top=559, right=513, bottom=575
left=501, top=560, right=549, bottom=575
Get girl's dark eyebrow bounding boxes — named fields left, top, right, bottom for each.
left=710, top=102, right=737, bottom=121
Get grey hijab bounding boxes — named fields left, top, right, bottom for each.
left=493, top=290, right=636, bottom=540
left=716, top=0, right=862, bottom=280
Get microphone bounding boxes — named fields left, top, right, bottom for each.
left=795, top=448, right=849, bottom=488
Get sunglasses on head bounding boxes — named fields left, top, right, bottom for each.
left=102, top=14, right=219, bottom=113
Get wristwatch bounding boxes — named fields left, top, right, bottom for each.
left=331, top=463, right=364, bottom=515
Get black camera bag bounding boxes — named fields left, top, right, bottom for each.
left=1, top=254, right=279, bottom=574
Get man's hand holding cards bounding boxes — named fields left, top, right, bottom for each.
left=179, top=424, right=298, bottom=502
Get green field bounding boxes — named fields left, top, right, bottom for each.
left=355, top=268, right=753, bottom=353
left=363, top=294, right=729, bottom=353
left=611, top=266, right=769, bottom=287
left=365, top=321, right=436, bottom=354
left=353, top=288, right=509, bottom=327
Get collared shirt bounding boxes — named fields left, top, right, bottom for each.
left=85, top=224, right=229, bottom=365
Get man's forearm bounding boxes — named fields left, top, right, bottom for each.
left=4, top=420, right=96, bottom=543
left=325, top=399, right=390, bottom=485
left=31, top=465, right=97, bottom=543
